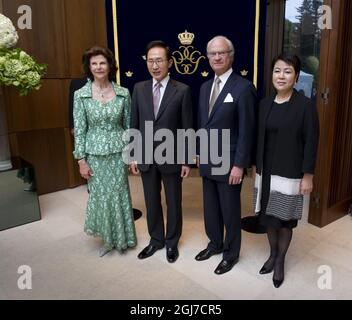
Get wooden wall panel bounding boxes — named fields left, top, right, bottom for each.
left=64, top=128, right=86, bottom=187
left=8, top=133, right=19, bottom=156
left=15, top=128, right=70, bottom=195
left=4, top=80, right=70, bottom=132
left=2, top=0, right=69, bottom=78
left=328, top=0, right=352, bottom=208
left=308, top=0, right=352, bottom=226
left=2, top=0, right=107, bottom=194
left=64, top=0, right=108, bottom=77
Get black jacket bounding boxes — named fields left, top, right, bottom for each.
left=255, top=89, right=319, bottom=179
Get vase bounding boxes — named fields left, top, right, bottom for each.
left=0, top=86, right=12, bottom=171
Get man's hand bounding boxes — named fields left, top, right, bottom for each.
left=229, top=166, right=243, bottom=185
left=129, top=162, right=139, bottom=175
left=181, top=165, right=190, bottom=178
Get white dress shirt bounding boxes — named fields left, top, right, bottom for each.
left=209, top=68, right=233, bottom=104
left=153, top=75, right=170, bottom=112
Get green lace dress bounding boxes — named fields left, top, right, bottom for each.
left=73, top=81, right=137, bottom=251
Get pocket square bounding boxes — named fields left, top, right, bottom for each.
left=224, top=93, right=234, bottom=103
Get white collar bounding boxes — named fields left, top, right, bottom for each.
left=153, top=75, right=170, bottom=88
left=214, top=68, right=233, bottom=84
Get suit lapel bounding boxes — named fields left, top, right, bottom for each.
left=204, top=80, right=213, bottom=118
left=143, top=80, right=155, bottom=120
left=155, top=79, right=177, bottom=121
left=206, top=72, right=237, bottom=124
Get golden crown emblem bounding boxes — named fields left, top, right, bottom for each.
left=240, top=69, right=248, bottom=77
left=125, top=71, right=134, bottom=77
left=201, top=71, right=209, bottom=77
left=178, top=30, right=195, bottom=45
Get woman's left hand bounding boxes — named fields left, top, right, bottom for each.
left=300, top=173, right=314, bottom=195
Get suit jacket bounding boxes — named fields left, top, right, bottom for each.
left=131, top=78, right=193, bottom=173
left=198, top=71, right=257, bottom=182
left=73, top=80, right=131, bottom=160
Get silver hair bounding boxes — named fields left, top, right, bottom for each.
left=207, top=35, right=235, bottom=60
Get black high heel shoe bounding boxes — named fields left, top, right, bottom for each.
left=272, top=260, right=285, bottom=288
left=259, top=257, right=276, bottom=274
left=273, top=277, right=284, bottom=288
left=259, top=265, right=274, bottom=274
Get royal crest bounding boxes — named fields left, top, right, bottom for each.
left=172, top=30, right=205, bottom=75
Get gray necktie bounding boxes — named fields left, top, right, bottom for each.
left=209, top=77, right=221, bottom=116
left=153, top=82, right=162, bottom=117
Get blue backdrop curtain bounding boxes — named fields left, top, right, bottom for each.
left=105, top=0, right=267, bottom=112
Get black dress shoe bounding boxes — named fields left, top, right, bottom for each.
left=166, top=247, right=179, bottom=263
left=259, top=265, right=274, bottom=274
left=273, top=277, right=284, bottom=288
left=214, top=258, right=238, bottom=275
left=137, top=245, right=162, bottom=259
left=195, top=248, right=221, bottom=261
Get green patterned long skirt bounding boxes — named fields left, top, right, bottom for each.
left=85, top=153, right=137, bottom=251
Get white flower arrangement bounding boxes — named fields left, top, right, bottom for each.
left=0, top=13, right=19, bottom=49
left=0, top=13, right=46, bottom=96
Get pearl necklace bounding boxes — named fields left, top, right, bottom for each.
left=275, top=93, right=292, bottom=104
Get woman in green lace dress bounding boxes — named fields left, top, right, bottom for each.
left=73, top=46, right=137, bottom=256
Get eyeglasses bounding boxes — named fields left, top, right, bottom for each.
left=207, top=50, right=232, bottom=58
left=146, top=59, right=167, bottom=66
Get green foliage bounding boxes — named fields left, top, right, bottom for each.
left=0, top=48, right=47, bottom=96
left=304, top=55, right=319, bottom=76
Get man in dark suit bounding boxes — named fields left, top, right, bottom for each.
left=130, top=40, right=193, bottom=263
left=195, top=36, right=257, bottom=274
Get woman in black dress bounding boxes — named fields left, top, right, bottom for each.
left=253, top=54, right=319, bottom=288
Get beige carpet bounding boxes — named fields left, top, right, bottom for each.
left=1, top=172, right=352, bottom=300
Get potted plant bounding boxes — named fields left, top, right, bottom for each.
left=0, top=13, right=46, bottom=171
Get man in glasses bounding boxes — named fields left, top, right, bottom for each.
left=130, top=40, right=193, bottom=263
left=195, top=35, right=257, bottom=274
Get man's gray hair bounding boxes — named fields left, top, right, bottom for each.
left=207, top=35, right=235, bottom=60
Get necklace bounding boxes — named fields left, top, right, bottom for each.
left=93, top=83, right=110, bottom=98
left=275, top=93, right=292, bottom=103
